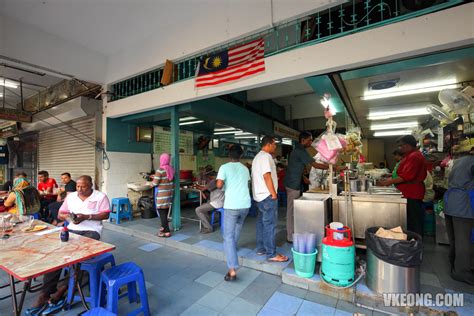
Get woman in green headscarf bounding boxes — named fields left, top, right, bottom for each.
left=4, top=177, right=31, bottom=215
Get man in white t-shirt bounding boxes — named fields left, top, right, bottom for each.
left=28, top=175, right=110, bottom=315
left=251, top=136, right=289, bottom=263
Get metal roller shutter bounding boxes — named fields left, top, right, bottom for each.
left=38, top=118, right=96, bottom=184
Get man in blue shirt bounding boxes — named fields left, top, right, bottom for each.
left=217, top=145, right=251, bottom=281
left=284, top=131, right=329, bottom=243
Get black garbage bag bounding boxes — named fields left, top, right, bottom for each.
left=366, top=227, right=423, bottom=267
left=138, top=197, right=157, bottom=219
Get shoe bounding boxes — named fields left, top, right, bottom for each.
left=286, top=239, right=293, bottom=244
left=24, top=305, right=47, bottom=316
left=267, top=253, right=289, bottom=263
left=256, top=249, right=266, bottom=255
left=200, top=228, right=213, bottom=234
left=41, top=298, right=66, bottom=315
left=224, top=272, right=237, bottom=282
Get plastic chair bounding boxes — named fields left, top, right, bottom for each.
left=66, top=253, right=116, bottom=309
left=83, top=307, right=117, bottom=316
left=98, top=262, right=150, bottom=316
left=109, top=198, right=133, bottom=224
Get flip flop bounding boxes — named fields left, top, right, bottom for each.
left=267, top=254, right=289, bottom=262
left=158, top=232, right=171, bottom=238
left=224, top=272, right=237, bottom=282
left=24, top=304, right=47, bottom=316
left=41, top=298, right=66, bottom=315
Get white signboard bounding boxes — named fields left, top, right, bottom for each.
left=153, top=126, right=194, bottom=155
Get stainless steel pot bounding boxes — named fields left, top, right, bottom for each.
left=349, top=179, right=361, bottom=192
left=366, top=249, right=420, bottom=294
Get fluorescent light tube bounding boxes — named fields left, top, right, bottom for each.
left=370, top=121, right=419, bottom=131
left=234, top=136, right=258, bottom=139
left=373, top=130, right=412, bottom=137
left=214, top=130, right=242, bottom=135
left=0, top=79, right=18, bottom=89
left=214, top=127, right=237, bottom=132
left=362, top=79, right=460, bottom=100
left=179, top=116, right=197, bottom=122
left=367, top=107, right=429, bottom=120
left=234, top=132, right=253, bottom=136
left=179, top=120, right=204, bottom=126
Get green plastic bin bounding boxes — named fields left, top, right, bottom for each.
left=292, top=248, right=317, bottom=278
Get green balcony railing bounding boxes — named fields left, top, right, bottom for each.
left=110, top=0, right=464, bottom=102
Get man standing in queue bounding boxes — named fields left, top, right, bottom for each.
left=284, top=131, right=329, bottom=243
left=379, top=135, right=427, bottom=237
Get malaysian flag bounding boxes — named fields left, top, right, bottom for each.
left=195, top=38, right=265, bottom=88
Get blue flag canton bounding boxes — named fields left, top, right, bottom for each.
left=198, top=50, right=229, bottom=76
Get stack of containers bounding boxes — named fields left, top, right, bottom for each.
left=292, top=233, right=318, bottom=278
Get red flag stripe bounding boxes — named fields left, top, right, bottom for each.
left=229, top=45, right=264, bottom=62
left=196, top=62, right=265, bottom=85
left=229, top=49, right=264, bottom=66
left=229, top=39, right=264, bottom=55
left=196, top=66, right=265, bottom=88
left=196, top=59, right=264, bottom=83
left=229, top=40, right=264, bottom=57
left=196, top=56, right=264, bottom=80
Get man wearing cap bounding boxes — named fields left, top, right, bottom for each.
left=379, top=135, right=427, bottom=237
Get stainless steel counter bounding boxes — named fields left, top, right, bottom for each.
left=332, top=194, right=407, bottom=240
left=294, top=193, right=331, bottom=262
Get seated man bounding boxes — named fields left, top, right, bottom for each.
left=48, top=172, right=77, bottom=225
left=194, top=172, right=224, bottom=234
left=27, top=175, right=110, bottom=315
left=37, top=170, right=58, bottom=220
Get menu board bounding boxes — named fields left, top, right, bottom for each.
left=153, top=126, right=193, bottom=155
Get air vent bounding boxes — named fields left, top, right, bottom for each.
left=369, top=79, right=399, bottom=91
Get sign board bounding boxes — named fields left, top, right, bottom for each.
left=274, top=121, right=299, bottom=141
left=0, top=109, right=32, bottom=123
left=153, top=126, right=193, bottom=155
left=0, top=122, right=19, bottom=138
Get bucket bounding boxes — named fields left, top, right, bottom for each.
left=292, top=248, right=317, bottom=278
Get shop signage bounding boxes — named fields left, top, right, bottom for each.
left=0, top=122, right=19, bottom=138
left=0, top=108, right=32, bottom=123
left=274, top=121, right=299, bottom=141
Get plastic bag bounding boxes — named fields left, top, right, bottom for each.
left=366, top=227, right=423, bottom=267
left=313, top=132, right=346, bottom=164
left=138, top=197, right=157, bottom=219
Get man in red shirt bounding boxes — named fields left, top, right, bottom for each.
left=38, top=170, right=58, bottom=195
left=379, top=135, right=427, bottom=237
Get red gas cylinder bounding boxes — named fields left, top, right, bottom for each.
left=322, top=225, right=354, bottom=247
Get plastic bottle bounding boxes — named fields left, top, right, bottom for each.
left=60, top=226, right=69, bottom=242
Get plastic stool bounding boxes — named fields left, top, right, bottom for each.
left=110, top=198, right=133, bottom=224
left=83, top=307, right=117, bottom=316
left=67, top=253, right=116, bottom=309
left=211, top=208, right=224, bottom=227
left=98, top=262, right=150, bottom=316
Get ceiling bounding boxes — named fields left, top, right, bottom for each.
left=0, top=65, right=63, bottom=109
left=342, top=50, right=474, bottom=137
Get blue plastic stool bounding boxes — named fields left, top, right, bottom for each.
left=67, top=253, right=116, bottom=309
left=109, top=198, right=133, bottom=224
left=211, top=208, right=224, bottom=228
left=83, top=307, right=117, bottom=316
left=98, top=262, right=150, bottom=316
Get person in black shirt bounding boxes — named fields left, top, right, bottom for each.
left=48, top=172, right=77, bottom=225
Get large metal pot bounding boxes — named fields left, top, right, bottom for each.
left=366, top=249, right=420, bottom=294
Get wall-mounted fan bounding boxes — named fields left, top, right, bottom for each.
left=438, top=86, right=473, bottom=123
left=426, top=104, right=455, bottom=125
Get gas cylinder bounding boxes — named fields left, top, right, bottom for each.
left=321, top=224, right=355, bottom=287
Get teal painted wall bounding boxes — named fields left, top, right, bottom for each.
left=106, top=118, right=152, bottom=153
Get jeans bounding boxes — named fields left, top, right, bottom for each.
left=445, top=214, right=474, bottom=284
left=223, top=208, right=249, bottom=270
left=256, top=196, right=278, bottom=259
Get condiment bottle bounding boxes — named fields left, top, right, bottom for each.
left=60, top=226, right=69, bottom=242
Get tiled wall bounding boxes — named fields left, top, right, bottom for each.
left=103, top=151, right=152, bottom=198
